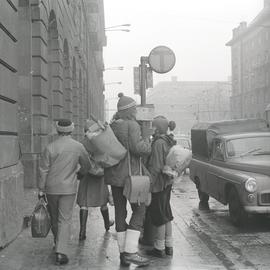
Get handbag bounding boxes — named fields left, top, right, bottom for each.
left=123, top=149, right=151, bottom=205
left=31, top=197, right=51, bottom=238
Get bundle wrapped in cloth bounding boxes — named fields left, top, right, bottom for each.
left=163, top=145, right=192, bottom=178
left=85, top=116, right=127, bottom=168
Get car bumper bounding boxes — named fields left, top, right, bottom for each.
left=244, top=206, right=270, bottom=214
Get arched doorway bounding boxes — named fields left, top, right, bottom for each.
left=78, top=70, right=84, bottom=138
left=47, top=10, right=63, bottom=126
left=72, top=57, right=79, bottom=139
left=63, top=39, right=72, bottom=120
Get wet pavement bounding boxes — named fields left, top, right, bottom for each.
left=1, top=175, right=270, bottom=269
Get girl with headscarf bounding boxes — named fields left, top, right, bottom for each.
left=147, top=116, right=176, bottom=258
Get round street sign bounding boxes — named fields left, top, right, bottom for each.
left=148, top=46, right=176, bottom=74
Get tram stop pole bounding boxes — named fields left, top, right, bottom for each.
left=138, top=56, right=156, bottom=246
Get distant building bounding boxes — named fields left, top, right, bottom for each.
left=147, top=78, right=231, bottom=135
left=226, top=0, right=270, bottom=119
left=0, top=0, right=106, bottom=247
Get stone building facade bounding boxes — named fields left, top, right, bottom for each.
left=0, top=0, right=106, bottom=247
left=227, top=0, right=270, bottom=119
left=147, top=78, right=231, bottom=135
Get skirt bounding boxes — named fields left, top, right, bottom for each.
left=148, top=184, right=173, bottom=227
left=77, top=174, right=109, bottom=207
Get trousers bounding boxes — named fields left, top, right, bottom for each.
left=47, top=194, right=76, bottom=255
left=111, top=185, right=146, bottom=232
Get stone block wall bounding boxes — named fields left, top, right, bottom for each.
left=0, top=0, right=25, bottom=248
left=17, top=0, right=106, bottom=187
left=0, top=0, right=105, bottom=247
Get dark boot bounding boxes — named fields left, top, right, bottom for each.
left=79, top=209, right=88, bottom=241
left=100, top=208, right=114, bottom=231
left=165, top=246, right=173, bottom=256
left=120, top=252, right=131, bottom=267
left=147, top=248, right=166, bottom=258
left=199, top=201, right=210, bottom=211
left=55, top=253, right=69, bottom=265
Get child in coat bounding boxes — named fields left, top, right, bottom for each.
left=147, top=116, right=176, bottom=258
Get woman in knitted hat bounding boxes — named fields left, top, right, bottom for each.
left=147, top=116, right=176, bottom=258
left=38, top=119, right=91, bottom=265
left=77, top=119, right=114, bottom=241
left=104, top=93, right=151, bottom=267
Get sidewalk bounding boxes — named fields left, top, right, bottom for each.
left=0, top=180, right=225, bottom=270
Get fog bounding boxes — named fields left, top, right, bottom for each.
left=103, top=0, right=263, bottom=100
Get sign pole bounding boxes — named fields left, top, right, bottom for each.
left=139, top=45, right=176, bottom=247
left=140, top=56, right=148, bottom=106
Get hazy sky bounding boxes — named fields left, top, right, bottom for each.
left=103, top=0, right=263, bottom=100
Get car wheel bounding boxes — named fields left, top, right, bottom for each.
left=228, top=187, right=247, bottom=226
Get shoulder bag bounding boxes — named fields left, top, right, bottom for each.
left=123, top=149, right=151, bottom=206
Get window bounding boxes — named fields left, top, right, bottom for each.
left=212, top=140, right=225, bottom=161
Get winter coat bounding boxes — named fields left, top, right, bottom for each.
left=104, top=119, right=151, bottom=187
left=77, top=137, right=109, bottom=207
left=147, top=134, right=176, bottom=193
left=38, top=135, right=91, bottom=195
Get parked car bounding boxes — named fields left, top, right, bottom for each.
left=189, top=119, right=270, bottom=226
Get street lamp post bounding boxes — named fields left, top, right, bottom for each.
left=105, top=24, right=131, bottom=29
left=104, top=66, right=124, bottom=71
left=105, top=24, right=131, bottom=32
left=104, top=81, right=122, bottom=86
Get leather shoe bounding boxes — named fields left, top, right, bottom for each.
left=55, top=253, right=69, bottom=265
left=123, top=252, right=150, bottom=266
left=147, top=248, right=166, bottom=258
left=165, top=246, right=173, bottom=256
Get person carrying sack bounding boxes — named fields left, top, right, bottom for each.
left=104, top=93, right=151, bottom=267
left=77, top=120, right=114, bottom=241
left=147, top=116, right=176, bottom=258
left=38, top=119, right=91, bottom=266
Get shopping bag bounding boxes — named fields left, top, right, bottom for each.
left=31, top=198, right=51, bottom=238
left=86, top=121, right=127, bottom=168
left=164, top=145, right=192, bottom=175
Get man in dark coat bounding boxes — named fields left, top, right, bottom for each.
left=104, top=93, right=151, bottom=267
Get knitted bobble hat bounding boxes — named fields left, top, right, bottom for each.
left=56, top=119, right=74, bottom=133
left=153, top=116, right=169, bottom=135
left=117, top=93, right=136, bottom=111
